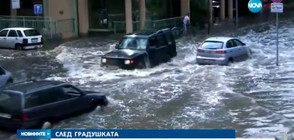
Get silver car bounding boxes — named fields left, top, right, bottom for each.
left=0, top=66, right=13, bottom=88
left=196, top=37, right=250, bottom=65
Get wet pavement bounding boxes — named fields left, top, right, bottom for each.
left=2, top=19, right=294, bottom=139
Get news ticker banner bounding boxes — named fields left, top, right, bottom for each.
left=17, top=129, right=274, bottom=140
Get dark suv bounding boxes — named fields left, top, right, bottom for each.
left=101, top=29, right=177, bottom=69
left=0, top=80, right=108, bottom=130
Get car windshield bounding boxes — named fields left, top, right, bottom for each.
left=24, top=29, right=41, bottom=36
left=118, top=37, right=148, bottom=50
left=0, top=91, right=21, bottom=113
left=200, top=41, right=223, bottom=49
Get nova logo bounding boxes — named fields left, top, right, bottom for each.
left=248, top=0, right=263, bottom=13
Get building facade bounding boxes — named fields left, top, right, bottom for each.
left=0, top=0, right=238, bottom=39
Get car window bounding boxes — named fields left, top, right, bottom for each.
left=149, top=37, right=156, bottom=47
left=201, top=41, right=223, bottom=49
left=118, top=37, right=148, bottom=50
left=62, top=85, right=82, bottom=97
left=25, top=88, right=67, bottom=108
left=17, top=30, right=23, bottom=37
left=8, top=30, right=18, bottom=37
left=0, top=91, right=21, bottom=113
left=0, top=67, right=5, bottom=75
left=23, top=29, right=40, bottom=36
left=0, top=30, right=8, bottom=37
left=233, top=39, right=243, bottom=46
left=156, top=34, right=166, bottom=47
left=164, top=32, right=174, bottom=45
left=226, top=40, right=237, bottom=48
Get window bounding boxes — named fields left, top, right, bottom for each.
left=164, top=32, right=174, bottom=45
left=8, top=30, right=18, bottom=37
left=0, top=67, right=6, bottom=75
left=156, top=34, right=166, bottom=47
left=25, top=88, right=68, bottom=108
left=233, top=39, right=243, bottom=46
left=149, top=37, right=156, bottom=47
left=118, top=37, right=148, bottom=50
left=201, top=41, right=224, bottom=49
left=0, top=92, right=21, bottom=113
left=0, top=30, right=8, bottom=37
left=226, top=40, right=237, bottom=48
left=24, top=29, right=40, bottom=36
left=62, top=85, right=82, bottom=98
left=17, top=30, right=23, bottom=37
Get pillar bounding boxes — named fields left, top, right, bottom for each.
left=181, top=0, right=190, bottom=16
left=125, top=0, right=133, bottom=33
left=139, top=0, right=146, bottom=30
left=228, top=0, right=233, bottom=19
left=43, top=0, right=49, bottom=17
left=220, top=0, right=225, bottom=20
left=71, top=0, right=78, bottom=36
left=78, top=0, right=89, bottom=34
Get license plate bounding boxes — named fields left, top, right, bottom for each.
left=0, top=113, right=11, bottom=119
left=204, top=59, right=214, bottom=63
left=31, top=38, right=38, bottom=43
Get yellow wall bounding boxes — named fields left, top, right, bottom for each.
left=48, top=0, right=74, bottom=38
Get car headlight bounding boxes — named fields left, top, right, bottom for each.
left=124, top=60, right=131, bottom=65
left=102, top=58, right=107, bottom=63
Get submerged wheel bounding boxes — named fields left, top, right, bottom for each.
left=15, top=44, right=23, bottom=50
left=227, top=58, right=234, bottom=66
left=6, top=78, right=13, bottom=84
left=137, top=62, right=146, bottom=69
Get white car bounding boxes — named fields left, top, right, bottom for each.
left=0, top=27, right=43, bottom=50
left=196, top=37, right=250, bottom=65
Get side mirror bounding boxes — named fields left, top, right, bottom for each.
left=115, top=44, right=119, bottom=49
left=242, top=43, right=246, bottom=46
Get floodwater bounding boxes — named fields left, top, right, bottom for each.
left=1, top=21, right=294, bottom=139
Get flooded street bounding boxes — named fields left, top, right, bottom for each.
left=2, top=21, right=294, bottom=139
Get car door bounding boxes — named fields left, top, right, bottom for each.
left=6, top=30, right=19, bottom=48
left=0, top=30, right=9, bottom=48
left=233, top=39, right=248, bottom=59
left=59, top=85, right=88, bottom=113
left=163, top=31, right=176, bottom=57
left=226, top=40, right=240, bottom=61
left=155, top=33, right=169, bottom=63
left=24, top=88, right=64, bottom=121
left=147, top=37, right=158, bottom=65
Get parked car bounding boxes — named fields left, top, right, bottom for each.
left=0, top=80, right=108, bottom=130
left=101, top=29, right=177, bottom=69
left=0, top=27, right=43, bottom=50
left=196, top=37, right=250, bottom=65
left=0, top=66, right=13, bottom=88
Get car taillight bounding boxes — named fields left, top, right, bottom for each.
left=130, top=60, right=134, bottom=64
left=216, top=50, right=226, bottom=54
left=197, top=49, right=205, bottom=53
left=23, top=39, right=28, bottom=45
left=22, top=113, right=28, bottom=122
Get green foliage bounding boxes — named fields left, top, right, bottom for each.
left=190, top=0, right=209, bottom=26
left=146, top=0, right=163, bottom=19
